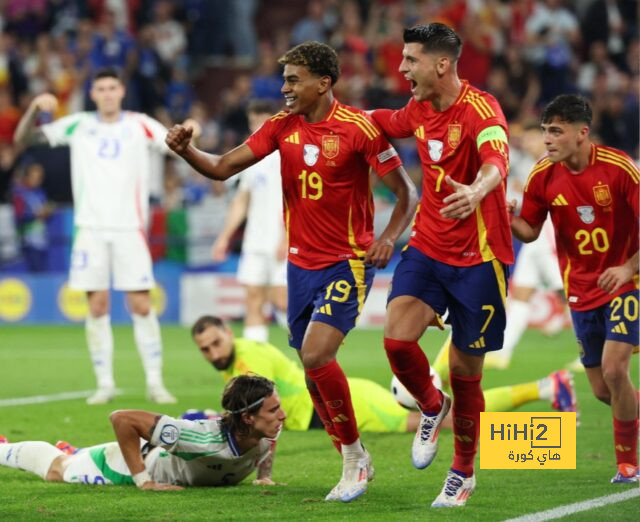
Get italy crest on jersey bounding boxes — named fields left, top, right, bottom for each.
left=577, top=206, right=595, bottom=224
left=447, top=124, right=462, bottom=148
left=593, top=184, right=612, bottom=206
left=322, top=135, right=339, bottom=159
left=428, top=140, right=443, bottom=161
left=303, top=144, right=320, bottom=166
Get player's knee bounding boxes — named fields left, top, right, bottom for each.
left=601, top=365, right=627, bottom=390
left=44, top=455, right=67, bottom=482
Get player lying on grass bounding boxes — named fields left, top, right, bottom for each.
left=0, top=375, right=285, bottom=490
left=186, top=316, right=577, bottom=432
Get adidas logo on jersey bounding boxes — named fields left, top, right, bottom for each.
left=611, top=322, right=628, bottom=334
left=469, top=336, right=486, bottom=349
left=284, top=132, right=300, bottom=144
left=551, top=194, right=569, bottom=206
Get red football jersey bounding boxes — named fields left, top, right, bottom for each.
left=520, top=144, right=639, bottom=311
left=372, top=81, right=513, bottom=266
left=245, top=100, right=402, bottom=269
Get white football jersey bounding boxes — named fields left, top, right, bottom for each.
left=237, top=151, right=284, bottom=255
left=41, top=111, right=169, bottom=230
left=147, top=415, right=273, bottom=486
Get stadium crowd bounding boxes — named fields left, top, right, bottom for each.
left=0, top=0, right=638, bottom=268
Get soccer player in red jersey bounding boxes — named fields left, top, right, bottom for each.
left=370, top=23, right=513, bottom=507
left=512, top=94, right=639, bottom=484
left=166, top=42, right=418, bottom=502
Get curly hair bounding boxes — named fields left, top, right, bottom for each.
left=221, top=375, right=275, bottom=436
left=278, top=41, right=340, bottom=86
left=542, top=94, right=593, bottom=126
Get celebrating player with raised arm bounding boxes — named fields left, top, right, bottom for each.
left=166, top=42, right=418, bottom=502
left=511, top=94, right=639, bottom=484
left=0, top=375, right=285, bottom=489
left=370, top=23, right=513, bottom=507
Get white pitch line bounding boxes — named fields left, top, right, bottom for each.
left=503, top=488, right=640, bottom=522
left=0, top=389, right=122, bottom=407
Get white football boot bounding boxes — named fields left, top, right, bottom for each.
left=431, top=469, right=476, bottom=507
left=325, top=449, right=372, bottom=502
left=412, top=392, right=451, bottom=469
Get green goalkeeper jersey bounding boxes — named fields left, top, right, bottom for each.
left=222, top=339, right=313, bottom=430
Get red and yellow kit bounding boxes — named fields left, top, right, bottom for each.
left=372, top=81, right=513, bottom=266
left=246, top=100, right=402, bottom=269
left=520, top=144, right=639, bottom=311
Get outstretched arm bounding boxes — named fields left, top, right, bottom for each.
left=439, top=164, right=502, bottom=220
left=598, top=251, right=639, bottom=294
left=365, top=167, right=418, bottom=268
left=165, top=125, right=257, bottom=181
left=14, top=93, right=58, bottom=149
left=109, top=410, right=183, bottom=491
left=253, top=440, right=283, bottom=486
left=211, top=189, right=250, bottom=261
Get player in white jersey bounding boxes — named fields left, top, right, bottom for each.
left=211, top=100, right=287, bottom=343
left=0, top=375, right=285, bottom=489
left=14, top=68, right=190, bottom=404
left=486, top=127, right=565, bottom=370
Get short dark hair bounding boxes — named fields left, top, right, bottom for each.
left=92, top=67, right=122, bottom=83
left=278, top=41, right=340, bottom=86
left=191, top=315, right=225, bottom=337
left=221, top=375, right=275, bottom=436
left=541, top=94, right=592, bottom=126
left=247, top=99, right=278, bottom=116
left=403, top=23, right=462, bottom=61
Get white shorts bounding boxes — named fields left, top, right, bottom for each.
left=512, top=220, right=562, bottom=290
left=62, top=442, right=133, bottom=485
left=69, top=228, right=155, bottom=291
left=237, top=252, right=287, bottom=287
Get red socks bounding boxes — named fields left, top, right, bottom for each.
left=305, top=360, right=359, bottom=446
left=384, top=338, right=442, bottom=413
left=307, top=385, right=342, bottom=452
left=450, top=373, right=484, bottom=477
left=613, top=417, right=638, bottom=469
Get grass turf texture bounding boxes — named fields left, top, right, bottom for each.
left=0, top=324, right=637, bottom=521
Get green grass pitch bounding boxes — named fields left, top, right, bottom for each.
left=0, top=324, right=637, bottom=520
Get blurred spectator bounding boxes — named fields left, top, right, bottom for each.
left=525, top=0, right=580, bottom=103
left=594, top=87, right=639, bottom=157
left=576, top=41, right=624, bottom=95
left=0, top=143, right=17, bottom=203
left=250, top=41, right=282, bottom=101
left=228, top=0, right=258, bottom=66
left=133, top=24, right=171, bottom=116
left=165, top=66, right=193, bottom=122
left=581, top=0, right=637, bottom=69
left=12, top=161, right=54, bottom=271
left=0, top=87, right=20, bottom=143
left=162, top=158, right=185, bottom=211
left=3, top=0, right=48, bottom=42
left=150, top=0, right=187, bottom=67
left=291, top=0, right=327, bottom=46
left=187, top=101, right=220, bottom=153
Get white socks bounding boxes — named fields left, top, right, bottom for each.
left=243, top=324, right=269, bottom=343
left=0, top=441, right=63, bottom=479
left=342, top=439, right=365, bottom=459
left=538, top=376, right=553, bottom=401
left=86, top=314, right=114, bottom=389
left=132, top=311, right=164, bottom=388
left=501, top=299, right=531, bottom=361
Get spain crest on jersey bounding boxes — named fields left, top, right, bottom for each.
left=577, top=205, right=595, bottom=224
left=447, top=124, right=462, bottom=148
left=322, top=135, right=339, bottom=159
left=303, top=144, right=320, bottom=166
left=593, top=183, right=612, bottom=206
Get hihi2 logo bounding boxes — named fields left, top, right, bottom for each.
left=480, top=412, right=576, bottom=469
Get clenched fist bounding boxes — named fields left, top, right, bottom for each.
left=166, top=125, right=193, bottom=155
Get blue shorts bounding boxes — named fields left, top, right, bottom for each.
left=388, top=246, right=509, bottom=354
left=570, top=289, right=639, bottom=368
left=287, top=259, right=374, bottom=349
